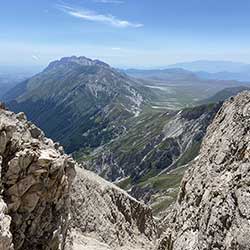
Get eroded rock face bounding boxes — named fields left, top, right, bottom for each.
left=158, top=91, right=250, bottom=250
left=0, top=107, right=76, bottom=250
left=66, top=167, right=158, bottom=250
left=0, top=157, right=14, bottom=250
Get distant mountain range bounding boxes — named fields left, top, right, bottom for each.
left=122, top=68, right=197, bottom=81
left=124, top=60, right=250, bottom=82
left=5, top=57, right=250, bottom=155
left=167, top=60, right=250, bottom=73
left=196, top=70, right=250, bottom=82
left=0, top=65, right=41, bottom=98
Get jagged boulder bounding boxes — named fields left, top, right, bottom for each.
left=158, top=91, right=250, bottom=249
left=0, top=107, right=76, bottom=250
left=66, top=167, right=158, bottom=250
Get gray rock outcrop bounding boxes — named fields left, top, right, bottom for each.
left=66, top=167, right=158, bottom=250
left=0, top=157, right=14, bottom=250
left=0, top=106, right=76, bottom=250
left=158, top=91, right=250, bottom=249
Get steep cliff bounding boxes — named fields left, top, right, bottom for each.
left=0, top=105, right=76, bottom=250
left=158, top=91, right=250, bottom=249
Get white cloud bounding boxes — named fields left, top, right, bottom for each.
left=94, top=0, right=124, bottom=4
left=57, top=4, right=143, bottom=28
left=111, top=47, right=122, bottom=50
left=32, top=55, right=40, bottom=61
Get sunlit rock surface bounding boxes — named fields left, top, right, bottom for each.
left=0, top=106, right=75, bottom=250
left=158, top=91, right=250, bottom=250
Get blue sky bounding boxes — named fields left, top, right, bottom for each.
left=1, top=0, right=250, bottom=68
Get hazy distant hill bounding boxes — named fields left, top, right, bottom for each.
left=124, top=61, right=250, bottom=82
left=167, top=60, right=250, bottom=73
left=196, top=70, right=250, bottom=82
left=123, top=68, right=197, bottom=81
left=164, top=60, right=250, bottom=82
left=0, top=76, right=19, bottom=98
left=0, top=74, right=31, bottom=98
left=0, top=65, right=41, bottom=98
left=199, top=86, right=250, bottom=105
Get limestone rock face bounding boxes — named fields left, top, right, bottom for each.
left=66, top=167, right=158, bottom=250
left=0, top=157, right=14, bottom=250
left=158, top=91, right=250, bottom=250
left=0, top=108, right=76, bottom=250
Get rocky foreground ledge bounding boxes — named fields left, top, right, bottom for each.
left=0, top=105, right=76, bottom=250
left=158, top=91, right=250, bottom=249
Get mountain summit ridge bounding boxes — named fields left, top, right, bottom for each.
left=47, top=56, right=110, bottom=70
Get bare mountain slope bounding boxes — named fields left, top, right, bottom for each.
left=5, top=56, right=147, bottom=153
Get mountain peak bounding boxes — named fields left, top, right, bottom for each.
left=47, top=56, right=110, bottom=70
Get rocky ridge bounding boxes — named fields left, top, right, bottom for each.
left=158, top=91, right=250, bottom=249
left=66, top=166, right=157, bottom=250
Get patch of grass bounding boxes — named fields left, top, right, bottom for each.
left=116, top=177, right=132, bottom=190
left=109, top=109, right=174, bottom=162
left=137, top=168, right=159, bottom=184
left=151, top=189, right=179, bottom=215
left=175, top=142, right=201, bottom=168
left=73, top=147, right=95, bottom=162
left=137, top=166, right=188, bottom=214
left=138, top=166, right=187, bottom=191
